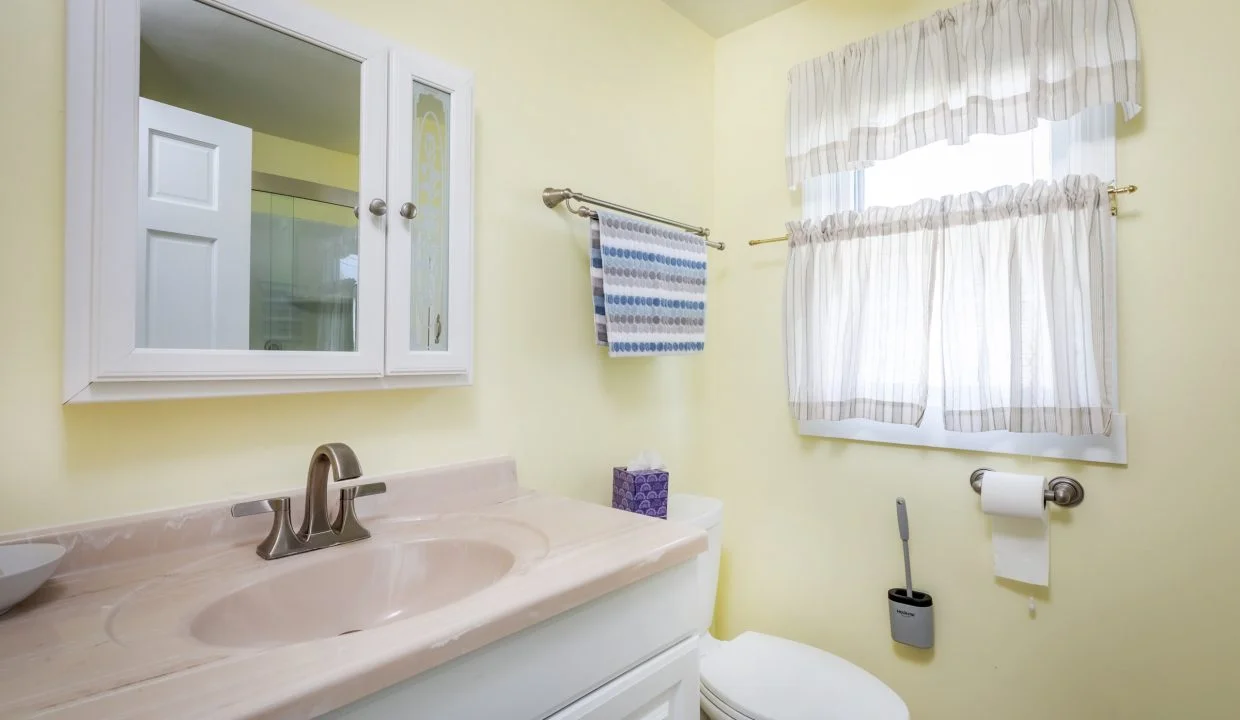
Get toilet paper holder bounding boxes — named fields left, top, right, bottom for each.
left=969, top=469, right=1085, bottom=508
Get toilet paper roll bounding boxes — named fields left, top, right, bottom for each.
left=981, top=471, right=1049, bottom=587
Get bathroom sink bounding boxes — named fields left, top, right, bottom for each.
left=104, top=514, right=549, bottom=652
left=188, top=538, right=515, bottom=648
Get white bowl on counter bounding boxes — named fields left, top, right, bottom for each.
left=0, top=544, right=66, bottom=616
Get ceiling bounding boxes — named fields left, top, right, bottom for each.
left=139, top=0, right=360, bottom=155
left=661, top=0, right=805, bottom=38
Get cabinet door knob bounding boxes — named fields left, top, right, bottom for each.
left=399, top=202, right=418, bottom=220
left=368, top=198, right=388, bottom=217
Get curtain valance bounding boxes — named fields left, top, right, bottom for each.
left=785, top=0, right=1141, bottom=186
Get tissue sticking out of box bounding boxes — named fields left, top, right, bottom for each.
left=627, top=451, right=666, bottom=472
left=613, top=452, right=669, bottom=518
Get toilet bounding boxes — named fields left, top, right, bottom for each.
left=667, top=495, right=909, bottom=720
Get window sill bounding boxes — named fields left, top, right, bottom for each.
left=799, top=412, right=1127, bottom=465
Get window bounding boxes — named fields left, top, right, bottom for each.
left=798, top=108, right=1126, bottom=464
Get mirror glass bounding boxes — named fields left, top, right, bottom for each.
left=137, top=0, right=361, bottom=351
left=408, top=79, right=451, bottom=352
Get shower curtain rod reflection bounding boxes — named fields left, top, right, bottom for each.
left=542, top=187, right=724, bottom=250
left=252, top=172, right=358, bottom=209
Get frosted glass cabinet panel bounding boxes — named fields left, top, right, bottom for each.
left=65, top=0, right=474, bottom=402
left=409, top=80, right=451, bottom=353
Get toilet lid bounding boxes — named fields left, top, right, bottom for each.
left=700, top=633, right=908, bottom=720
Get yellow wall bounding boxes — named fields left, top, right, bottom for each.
left=0, top=0, right=713, bottom=530
left=708, top=0, right=1240, bottom=718
left=252, top=131, right=359, bottom=192
left=4, top=0, right=1237, bottom=716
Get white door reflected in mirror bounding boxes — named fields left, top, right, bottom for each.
left=138, top=99, right=252, bottom=349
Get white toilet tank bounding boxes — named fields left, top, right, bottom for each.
left=666, top=494, right=723, bottom=636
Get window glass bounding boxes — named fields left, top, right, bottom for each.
left=862, top=123, right=1053, bottom=209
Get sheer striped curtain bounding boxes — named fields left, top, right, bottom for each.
left=785, top=209, right=938, bottom=425
left=786, top=175, right=1115, bottom=435
left=937, top=176, right=1115, bottom=435
left=785, top=0, right=1141, bottom=187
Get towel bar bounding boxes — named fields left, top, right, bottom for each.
left=543, top=187, right=724, bottom=250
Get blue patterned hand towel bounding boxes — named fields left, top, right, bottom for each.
left=595, top=210, right=706, bottom=356
left=590, top=217, right=608, bottom=346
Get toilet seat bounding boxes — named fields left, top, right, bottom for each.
left=701, top=682, right=752, bottom=720
left=700, top=632, right=909, bottom=720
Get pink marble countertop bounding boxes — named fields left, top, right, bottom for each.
left=0, top=458, right=705, bottom=719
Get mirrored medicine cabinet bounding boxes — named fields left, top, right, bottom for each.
left=65, top=0, right=473, bottom=402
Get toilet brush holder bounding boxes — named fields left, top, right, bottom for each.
left=888, top=588, right=934, bottom=649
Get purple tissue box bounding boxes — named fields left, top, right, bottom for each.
left=612, top=466, right=669, bottom=519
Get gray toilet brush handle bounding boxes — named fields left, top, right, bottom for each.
left=896, top=498, right=913, bottom=597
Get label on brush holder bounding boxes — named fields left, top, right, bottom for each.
left=888, top=588, right=934, bottom=649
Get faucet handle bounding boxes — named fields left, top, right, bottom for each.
left=351, top=481, right=387, bottom=499
left=231, top=497, right=289, bottom=517
left=332, top=482, right=386, bottom=542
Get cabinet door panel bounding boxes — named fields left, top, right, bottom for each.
left=385, top=49, right=473, bottom=378
left=548, top=637, right=700, bottom=720
left=87, top=0, right=388, bottom=383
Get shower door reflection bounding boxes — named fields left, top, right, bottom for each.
left=250, top=192, right=358, bottom=352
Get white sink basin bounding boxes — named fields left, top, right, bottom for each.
left=190, top=538, right=514, bottom=648
left=104, top=515, right=549, bottom=650
left=0, top=544, right=65, bottom=616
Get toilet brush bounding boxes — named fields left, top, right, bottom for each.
left=888, top=498, right=934, bottom=649
left=897, top=498, right=914, bottom=598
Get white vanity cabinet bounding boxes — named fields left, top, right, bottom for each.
left=65, top=0, right=473, bottom=403
left=321, top=563, right=701, bottom=720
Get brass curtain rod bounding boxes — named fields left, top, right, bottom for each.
left=543, top=187, right=725, bottom=250
left=747, top=184, right=1138, bottom=247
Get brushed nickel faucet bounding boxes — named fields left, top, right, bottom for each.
left=231, top=443, right=387, bottom=560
